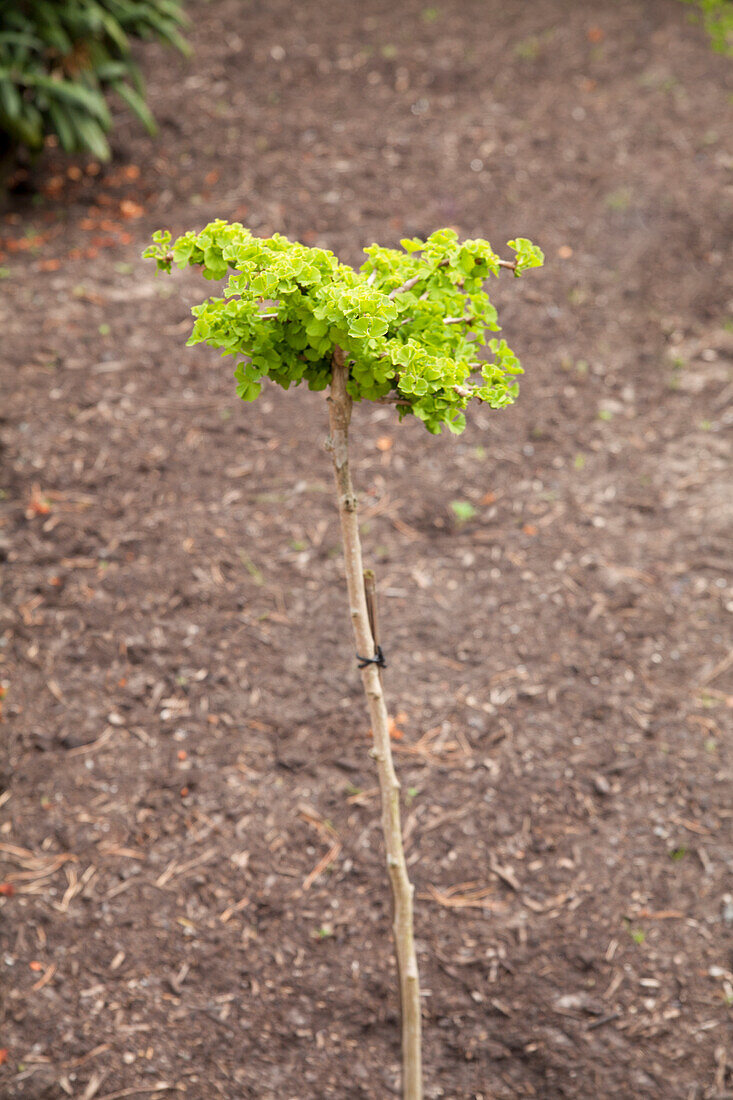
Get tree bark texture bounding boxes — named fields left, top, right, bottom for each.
left=327, top=346, right=423, bottom=1100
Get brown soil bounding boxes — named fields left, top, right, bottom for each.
left=1, top=1, right=731, bottom=1097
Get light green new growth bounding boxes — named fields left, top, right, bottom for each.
left=144, top=224, right=543, bottom=435
left=681, top=0, right=733, bottom=54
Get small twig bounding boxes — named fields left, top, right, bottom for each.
left=489, top=859, right=521, bottom=893
left=303, top=841, right=342, bottom=890
left=66, top=726, right=114, bottom=757
left=586, top=1012, right=621, bottom=1032
left=81, top=1072, right=109, bottom=1100
left=670, top=816, right=712, bottom=837
left=423, top=883, right=505, bottom=911
left=155, top=847, right=217, bottom=888
left=63, top=1045, right=112, bottom=1071
left=346, top=786, right=379, bottom=805
left=299, top=804, right=343, bottom=890
left=388, top=272, right=426, bottom=299
left=95, top=1085, right=177, bottom=1100
left=31, top=962, right=57, bottom=992
left=219, top=897, right=250, bottom=923
left=5, top=854, right=77, bottom=884
left=388, top=255, right=517, bottom=300
left=188, top=1005, right=237, bottom=1035
left=376, top=378, right=474, bottom=409
left=698, top=648, right=733, bottom=687
left=298, top=803, right=338, bottom=838
left=392, top=726, right=472, bottom=768
left=388, top=258, right=449, bottom=298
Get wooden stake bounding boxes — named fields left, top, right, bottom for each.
left=363, top=568, right=381, bottom=668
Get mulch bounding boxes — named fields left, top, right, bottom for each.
left=0, top=1, right=731, bottom=1097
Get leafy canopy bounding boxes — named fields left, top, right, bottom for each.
left=145, top=223, right=543, bottom=435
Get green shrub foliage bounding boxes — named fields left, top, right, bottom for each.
left=682, top=0, right=733, bottom=53
left=145, top=223, right=544, bottom=435
left=0, top=1, right=188, bottom=162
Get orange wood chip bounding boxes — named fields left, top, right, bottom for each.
left=120, top=200, right=144, bottom=220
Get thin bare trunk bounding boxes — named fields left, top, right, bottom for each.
left=327, top=346, right=423, bottom=1100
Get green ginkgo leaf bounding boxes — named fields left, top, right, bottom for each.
left=144, top=223, right=543, bottom=435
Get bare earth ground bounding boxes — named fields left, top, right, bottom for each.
left=0, top=1, right=732, bottom=1097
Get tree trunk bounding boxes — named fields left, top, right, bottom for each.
left=327, top=346, right=423, bottom=1100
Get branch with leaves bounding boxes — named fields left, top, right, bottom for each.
left=146, top=224, right=542, bottom=435
left=145, top=223, right=543, bottom=1099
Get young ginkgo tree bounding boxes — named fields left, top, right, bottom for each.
left=145, top=223, right=543, bottom=1100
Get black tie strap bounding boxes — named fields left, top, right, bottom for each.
left=357, top=645, right=387, bottom=670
